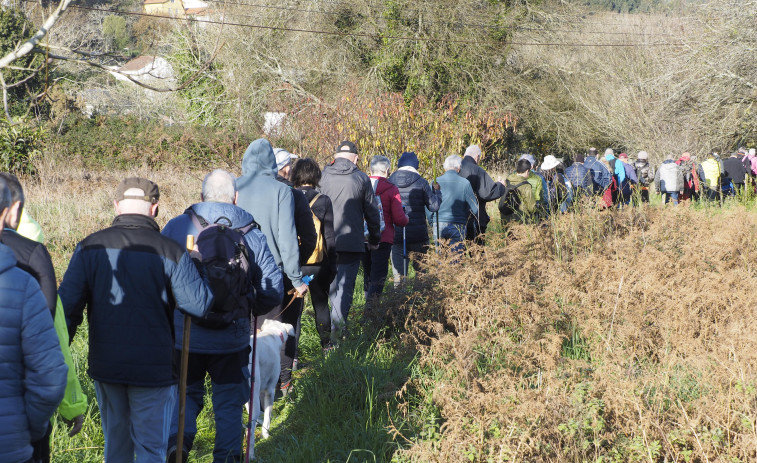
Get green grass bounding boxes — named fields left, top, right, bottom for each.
left=51, top=271, right=416, bottom=463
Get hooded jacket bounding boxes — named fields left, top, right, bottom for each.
left=0, top=243, right=67, bottom=462
left=370, top=176, right=409, bottom=244
left=584, top=156, right=612, bottom=193
left=634, top=159, right=654, bottom=186
left=162, top=202, right=284, bottom=354
left=458, top=156, right=505, bottom=232
left=655, top=160, right=684, bottom=193
left=60, top=213, right=213, bottom=387
left=320, top=157, right=381, bottom=253
left=388, top=167, right=441, bottom=244
left=236, top=139, right=303, bottom=287
left=722, top=156, right=748, bottom=185
left=565, top=162, right=592, bottom=192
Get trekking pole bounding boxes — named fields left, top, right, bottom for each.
left=176, top=235, right=194, bottom=463
left=433, top=159, right=440, bottom=249
left=244, top=315, right=258, bottom=463
left=402, top=225, right=408, bottom=278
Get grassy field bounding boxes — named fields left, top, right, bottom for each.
left=26, top=161, right=757, bottom=462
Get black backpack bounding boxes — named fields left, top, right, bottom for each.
left=187, top=209, right=258, bottom=329
left=498, top=179, right=530, bottom=217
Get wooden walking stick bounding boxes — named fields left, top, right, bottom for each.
left=176, top=234, right=194, bottom=463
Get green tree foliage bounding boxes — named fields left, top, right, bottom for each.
left=102, top=15, right=132, bottom=53
left=0, top=8, right=47, bottom=117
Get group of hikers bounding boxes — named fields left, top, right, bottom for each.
left=2, top=138, right=755, bottom=463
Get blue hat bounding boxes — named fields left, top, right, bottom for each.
left=397, top=151, right=419, bottom=169
left=518, top=154, right=536, bottom=167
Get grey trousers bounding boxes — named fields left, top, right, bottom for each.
left=328, top=251, right=363, bottom=335
left=390, top=241, right=429, bottom=285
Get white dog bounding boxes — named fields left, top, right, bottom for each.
left=248, top=319, right=295, bottom=444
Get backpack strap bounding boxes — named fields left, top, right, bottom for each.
left=185, top=208, right=210, bottom=230
left=308, top=193, right=322, bottom=208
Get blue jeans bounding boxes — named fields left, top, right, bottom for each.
left=436, top=222, right=465, bottom=254
left=664, top=192, right=679, bottom=205
left=94, top=381, right=176, bottom=463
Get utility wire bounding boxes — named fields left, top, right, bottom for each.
left=55, top=4, right=686, bottom=48
left=199, top=0, right=680, bottom=37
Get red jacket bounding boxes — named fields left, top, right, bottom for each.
left=371, top=176, right=409, bottom=243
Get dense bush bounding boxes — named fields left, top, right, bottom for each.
left=0, top=119, right=44, bottom=176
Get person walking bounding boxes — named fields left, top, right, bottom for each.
left=162, top=170, right=283, bottom=463
left=458, top=145, right=505, bottom=244
left=499, top=159, right=537, bottom=227
left=634, top=151, right=654, bottom=203
left=290, top=158, right=337, bottom=351
left=722, top=151, right=748, bottom=196
left=0, top=173, right=87, bottom=462
left=565, top=153, right=592, bottom=200
left=363, top=155, right=408, bottom=304
left=434, top=155, right=478, bottom=254
left=655, top=155, right=684, bottom=204
left=700, top=151, right=723, bottom=202
left=387, top=151, right=441, bottom=285
left=319, top=141, right=381, bottom=338
left=60, top=177, right=214, bottom=463
left=0, top=177, right=68, bottom=463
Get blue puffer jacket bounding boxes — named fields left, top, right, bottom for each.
left=236, top=139, right=303, bottom=287
left=162, top=202, right=284, bottom=354
left=60, top=214, right=213, bottom=387
left=584, top=156, right=612, bottom=193
left=388, top=168, right=441, bottom=244
left=0, top=243, right=67, bottom=463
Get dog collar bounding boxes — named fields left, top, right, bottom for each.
left=279, top=332, right=284, bottom=343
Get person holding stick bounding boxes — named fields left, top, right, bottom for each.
left=162, top=170, right=283, bottom=463
left=60, top=177, right=214, bottom=463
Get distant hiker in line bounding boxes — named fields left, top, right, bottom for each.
left=539, top=155, right=571, bottom=214
left=290, top=158, right=338, bottom=351
left=565, top=153, right=592, bottom=200
left=722, top=150, right=748, bottom=196
left=498, top=158, right=536, bottom=228
left=700, top=151, right=722, bottom=202
left=274, top=147, right=317, bottom=390
left=60, top=177, right=214, bottom=463
left=676, top=152, right=702, bottom=202
left=363, top=155, right=408, bottom=306
left=459, top=144, right=505, bottom=245
left=633, top=151, right=654, bottom=203
left=0, top=173, right=87, bottom=463
left=617, top=153, right=638, bottom=206
left=583, top=147, right=613, bottom=206
left=162, top=169, right=283, bottom=463
left=655, top=154, right=684, bottom=205
left=319, top=141, right=381, bottom=338
left=434, top=155, right=478, bottom=254
left=0, top=177, right=67, bottom=463
left=387, top=151, right=441, bottom=285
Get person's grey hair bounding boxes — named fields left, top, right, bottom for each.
left=665, top=153, right=674, bottom=161
left=369, top=155, right=391, bottom=175
left=604, top=148, right=614, bottom=157
left=202, top=169, right=237, bottom=203
left=443, top=155, right=462, bottom=171
left=0, top=178, right=10, bottom=212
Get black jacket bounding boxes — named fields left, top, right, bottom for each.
left=387, top=169, right=441, bottom=244
left=458, top=156, right=505, bottom=232
left=319, top=157, right=381, bottom=252
left=278, top=176, right=317, bottom=266
left=0, top=229, right=57, bottom=316
left=298, top=186, right=337, bottom=275
left=60, top=214, right=213, bottom=387
left=723, top=156, right=748, bottom=185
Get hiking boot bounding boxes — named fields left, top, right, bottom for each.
left=279, top=381, right=292, bottom=398
left=322, top=341, right=336, bottom=355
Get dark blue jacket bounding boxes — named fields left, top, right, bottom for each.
left=388, top=168, right=441, bottom=244
left=584, top=156, right=612, bottom=193
left=565, top=162, right=592, bottom=192
left=0, top=243, right=67, bottom=462
left=60, top=214, right=213, bottom=387
left=162, top=202, right=284, bottom=354
left=458, top=156, right=505, bottom=231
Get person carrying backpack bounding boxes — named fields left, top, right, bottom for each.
left=499, top=159, right=536, bottom=226
left=676, top=152, right=701, bottom=202
left=634, top=151, right=654, bottom=203
left=655, top=154, right=684, bottom=204
left=161, top=170, right=284, bottom=463
left=700, top=151, right=722, bottom=202
left=540, top=155, right=571, bottom=214
left=290, top=158, right=337, bottom=352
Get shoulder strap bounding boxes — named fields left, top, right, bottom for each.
left=186, top=208, right=210, bottom=230
left=309, top=193, right=321, bottom=208
left=514, top=180, right=530, bottom=189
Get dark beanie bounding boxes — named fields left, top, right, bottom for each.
left=574, top=153, right=585, bottom=163
left=397, top=151, right=419, bottom=169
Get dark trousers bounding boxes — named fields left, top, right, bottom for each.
left=302, top=263, right=334, bottom=348
left=362, top=242, right=392, bottom=301
left=30, top=422, right=52, bottom=463
left=169, top=349, right=249, bottom=463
